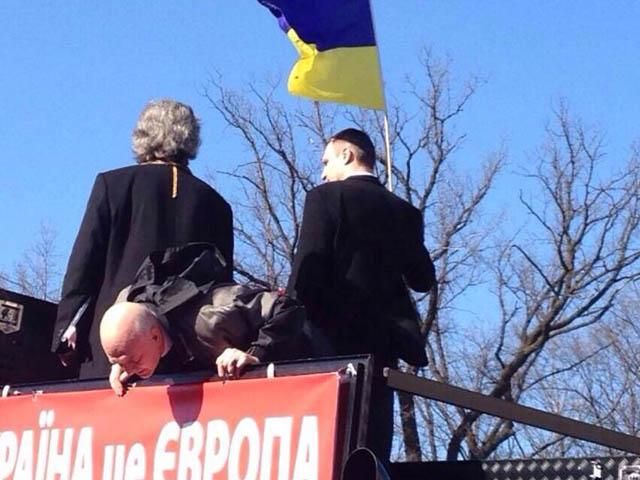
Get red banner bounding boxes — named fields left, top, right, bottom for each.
left=0, top=372, right=343, bottom=480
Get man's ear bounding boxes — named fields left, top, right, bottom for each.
left=150, top=325, right=162, bottom=343
left=342, top=147, right=355, bottom=165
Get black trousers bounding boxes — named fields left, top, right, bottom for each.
left=365, top=371, right=395, bottom=465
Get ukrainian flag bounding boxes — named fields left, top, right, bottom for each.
left=258, top=0, right=385, bottom=110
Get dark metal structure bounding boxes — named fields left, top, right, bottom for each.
left=390, top=456, right=640, bottom=480
left=385, top=368, right=640, bottom=479
left=0, top=288, right=78, bottom=384
left=3, top=288, right=638, bottom=479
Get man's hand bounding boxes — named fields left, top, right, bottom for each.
left=215, top=348, right=259, bottom=380
left=57, top=325, right=78, bottom=367
left=109, top=364, right=132, bottom=397
left=57, top=349, right=77, bottom=367
left=61, top=325, right=77, bottom=349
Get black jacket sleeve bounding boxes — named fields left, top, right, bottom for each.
left=216, top=201, right=234, bottom=282
left=245, top=292, right=308, bottom=362
left=52, top=174, right=110, bottom=353
left=401, top=207, right=436, bottom=293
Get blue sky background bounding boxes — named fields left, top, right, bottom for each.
left=1, top=1, right=639, bottom=287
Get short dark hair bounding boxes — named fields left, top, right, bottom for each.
left=330, top=128, right=376, bottom=168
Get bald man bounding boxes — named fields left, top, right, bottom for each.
left=100, top=283, right=307, bottom=396
left=101, top=302, right=173, bottom=395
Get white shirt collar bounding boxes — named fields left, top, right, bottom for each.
left=344, top=170, right=377, bottom=179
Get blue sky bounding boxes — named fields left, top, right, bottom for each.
left=1, top=1, right=639, bottom=284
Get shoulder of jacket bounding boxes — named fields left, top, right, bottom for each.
left=107, top=164, right=139, bottom=174
left=302, top=183, right=335, bottom=209
left=382, top=187, right=416, bottom=208
left=96, top=164, right=139, bottom=181
left=185, top=174, right=230, bottom=201
left=310, top=181, right=343, bottom=196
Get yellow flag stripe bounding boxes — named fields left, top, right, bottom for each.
left=286, top=29, right=384, bottom=110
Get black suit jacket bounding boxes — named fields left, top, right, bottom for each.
left=53, top=164, right=233, bottom=378
left=287, top=175, right=435, bottom=367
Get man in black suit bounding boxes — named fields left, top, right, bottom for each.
left=52, top=99, right=234, bottom=379
left=288, top=128, right=436, bottom=462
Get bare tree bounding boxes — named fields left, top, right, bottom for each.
left=526, top=283, right=640, bottom=457
left=437, top=104, right=640, bottom=460
left=0, top=271, right=23, bottom=292
left=204, top=78, right=324, bottom=288
left=204, top=52, right=640, bottom=462
left=204, top=51, right=503, bottom=461
left=13, top=222, right=62, bottom=301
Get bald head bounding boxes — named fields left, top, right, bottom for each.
left=100, top=302, right=156, bottom=355
left=100, top=302, right=166, bottom=379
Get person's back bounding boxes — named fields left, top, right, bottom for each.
left=289, top=174, right=433, bottom=365
left=99, top=163, right=232, bottom=306
left=287, top=128, right=436, bottom=463
left=288, top=128, right=435, bottom=367
left=53, top=99, right=233, bottom=379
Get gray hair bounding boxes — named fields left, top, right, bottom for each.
left=132, top=99, right=201, bottom=165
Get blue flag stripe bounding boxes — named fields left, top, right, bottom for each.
left=258, top=0, right=376, bottom=51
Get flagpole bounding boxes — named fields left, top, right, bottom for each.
left=367, top=0, right=393, bottom=191
left=383, top=111, right=393, bottom=191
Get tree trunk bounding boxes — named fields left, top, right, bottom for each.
left=398, top=390, right=422, bottom=461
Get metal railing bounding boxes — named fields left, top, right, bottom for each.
left=385, top=368, right=640, bottom=455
